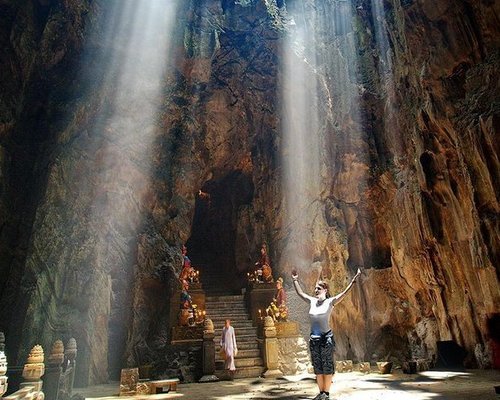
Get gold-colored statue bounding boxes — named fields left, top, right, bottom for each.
left=266, top=277, right=288, bottom=321
left=251, top=243, right=273, bottom=283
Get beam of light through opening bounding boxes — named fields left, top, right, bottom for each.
left=281, top=2, right=322, bottom=271
left=82, top=0, right=179, bottom=377
left=90, top=0, right=177, bottom=264
left=281, top=0, right=364, bottom=272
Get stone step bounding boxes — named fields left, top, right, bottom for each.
left=214, top=366, right=265, bottom=380
left=210, top=320, right=254, bottom=328
left=205, top=306, right=248, bottom=312
left=205, top=306, right=248, bottom=315
left=214, top=327, right=257, bottom=336
left=206, top=314, right=250, bottom=320
left=206, top=295, right=245, bottom=302
left=212, top=325, right=254, bottom=332
left=216, top=349, right=260, bottom=359
left=205, top=303, right=247, bottom=309
left=212, top=331, right=257, bottom=339
left=215, top=356, right=264, bottom=368
left=207, top=311, right=252, bottom=324
left=206, top=311, right=248, bottom=315
left=206, top=315, right=250, bottom=322
left=205, top=306, right=248, bottom=311
left=216, top=341, right=259, bottom=350
left=205, top=300, right=247, bottom=306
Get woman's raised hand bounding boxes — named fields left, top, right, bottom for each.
left=354, top=268, right=362, bottom=281
left=291, top=269, right=298, bottom=280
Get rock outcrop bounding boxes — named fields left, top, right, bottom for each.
left=0, top=0, right=498, bottom=385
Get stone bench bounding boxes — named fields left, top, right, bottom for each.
left=148, top=379, right=180, bottom=394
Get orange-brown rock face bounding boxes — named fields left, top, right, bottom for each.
left=0, top=0, right=498, bottom=385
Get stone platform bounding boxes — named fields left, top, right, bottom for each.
left=76, top=369, right=500, bottom=400
left=86, top=394, right=181, bottom=400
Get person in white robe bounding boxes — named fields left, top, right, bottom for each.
left=220, top=319, right=238, bottom=373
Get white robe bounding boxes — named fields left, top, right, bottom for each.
left=220, top=325, right=238, bottom=371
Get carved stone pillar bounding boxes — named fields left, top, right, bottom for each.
left=199, top=319, right=219, bottom=382
left=44, top=340, right=64, bottom=400
left=261, top=317, right=283, bottom=378
left=64, top=338, right=77, bottom=394
left=0, top=332, right=8, bottom=397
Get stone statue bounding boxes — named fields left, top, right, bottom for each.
left=274, top=277, right=288, bottom=321
left=179, top=245, right=199, bottom=283
left=179, top=245, right=194, bottom=282
left=253, top=243, right=273, bottom=283
left=179, top=279, right=194, bottom=326
left=265, top=277, right=288, bottom=321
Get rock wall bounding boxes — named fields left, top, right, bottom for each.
left=0, top=0, right=498, bottom=385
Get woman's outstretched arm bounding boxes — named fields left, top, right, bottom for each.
left=332, top=268, right=361, bottom=304
left=292, top=271, right=314, bottom=302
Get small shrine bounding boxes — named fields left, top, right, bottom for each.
left=171, top=245, right=206, bottom=344
left=247, top=243, right=274, bottom=284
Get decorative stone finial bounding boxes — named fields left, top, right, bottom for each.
left=65, top=338, right=77, bottom=363
left=263, top=316, right=275, bottom=328
left=48, top=340, right=65, bottom=366
left=23, top=345, right=45, bottom=382
left=263, top=316, right=277, bottom=338
left=27, top=345, right=44, bottom=364
left=0, top=332, right=8, bottom=396
left=203, top=318, right=214, bottom=334
left=0, top=347, right=7, bottom=376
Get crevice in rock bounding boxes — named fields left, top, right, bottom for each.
left=186, top=169, right=254, bottom=292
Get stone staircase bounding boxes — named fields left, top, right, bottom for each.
left=205, top=294, right=265, bottom=379
left=198, top=264, right=241, bottom=296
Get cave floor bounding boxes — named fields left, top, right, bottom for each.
left=77, top=369, right=500, bottom=400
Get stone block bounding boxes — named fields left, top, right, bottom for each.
left=171, top=326, right=204, bottom=344
left=119, top=368, right=139, bottom=396
left=275, top=321, right=299, bottom=338
left=149, top=378, right=179, bottom=394
left=358, top=362, right=371, bottom=373
left=376, top=361, right=393, bottom=374
left=402, top=359, right=431, bottom=373
left=335, top=360, right=353, bottom=373
left=246, top=285, right=276, bottom=325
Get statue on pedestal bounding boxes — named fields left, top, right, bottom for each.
left=251, top=243, right=273, bottom=283
left=266, top=277, right=288, bottom=321
left=179, top=245, right=199, bottom=284
left=179, top=279, right=194, bottom=326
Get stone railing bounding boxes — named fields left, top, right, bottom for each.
left=1, top=333, right=77, bottom=400
left=2, top=338, right=45, bottom=400
left=44, top=338, right=77, bottom=400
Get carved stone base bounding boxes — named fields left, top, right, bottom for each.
left=335, top=360, right=353, bottom=373
left=402, top=359, right=430, bottom=374
left=171, top=326, right=204, bottom=344
left=0, top=375, right=8, bottom=397
left=358, top=362, right=371, bottom=373
left=377, top=361, right=393, bottom=374
left=262, top=369, right=283, bottom=378
left=275, top=321, right=299, bottom=338
left=119, top=368, right=139, bottom=396
left=247, top=284, right=276, bottom=325
left=199, top=374, right=219, bottom=383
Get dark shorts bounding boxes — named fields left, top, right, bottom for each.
left=309, top=331, right=335, bottom=375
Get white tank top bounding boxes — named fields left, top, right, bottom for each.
left=309, top=297, right=334, bottom=335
